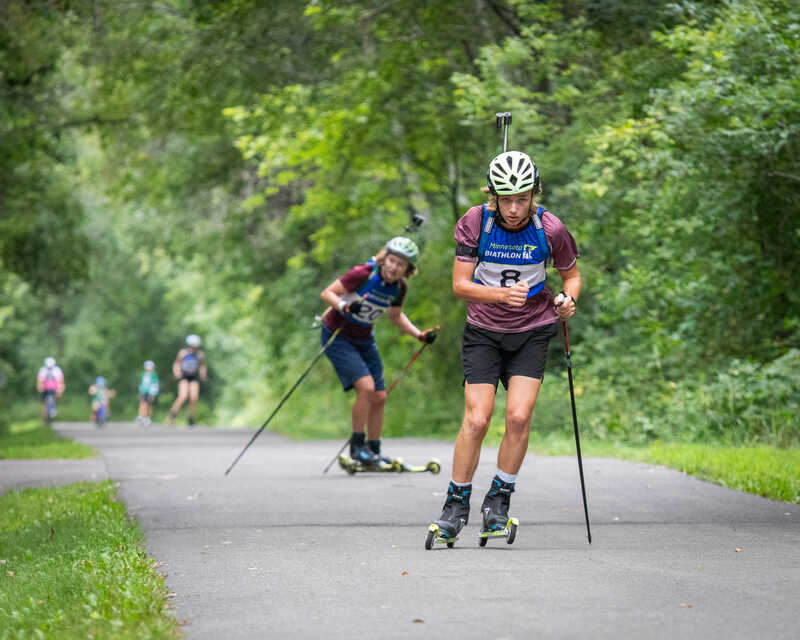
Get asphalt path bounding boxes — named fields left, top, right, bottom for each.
left=47, top=422, right=798, bottom=640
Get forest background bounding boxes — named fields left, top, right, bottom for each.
left=2, top=0, right=798, bottom=451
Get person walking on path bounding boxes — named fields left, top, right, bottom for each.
left=429, top=150, right=581, bottom=543
left=167, top=335, right=207, bottom=427
left=320, top=237, right=436, bottom=466
left=36, top=357, right=65, bottom=422
left=136, top=360, right=160, bottom=426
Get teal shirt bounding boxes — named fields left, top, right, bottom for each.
left=139, top=372, right=160, bottom=396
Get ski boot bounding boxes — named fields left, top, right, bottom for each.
left=366, top=440, right=404, bottom=470
left=368, top=440, right=393, bottom=465
left=425, top=482, right=471, bottom=549
left=478, top=476, right=518, bottom=546
left=351, top=442, right=381, bottom=466
left=338, top=442, right=392, bottom=474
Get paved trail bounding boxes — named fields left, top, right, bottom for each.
left=42, top=423, right=800, bottom=639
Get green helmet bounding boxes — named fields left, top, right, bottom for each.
left=385, top=236, right=419, bottom=264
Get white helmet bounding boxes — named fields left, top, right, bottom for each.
left=144, top=360, right=155, bottom=371
left=186, top=334, right=201, bottom=348
left=385, top=237, right=419, bottom=264
left=487, top=151, right=540, bottom=195
left=44, top=357, right=56, bottom=368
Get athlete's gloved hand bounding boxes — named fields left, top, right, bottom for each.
left=418, top=326, right=440, bottom=344
left=337, top=298, right=363, bottom=315
left=346, top=299, right=364, bottom=315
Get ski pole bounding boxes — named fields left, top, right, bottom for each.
left=322, top=436, right=352, bottom=474
left=322, top=326, right=439, bottom=474
left=386, top=326, right=439, bottom=394
left=560, top=315, right=592, bottom=544
left=496, top=111, right=512, bottom=152
left=225, top=327, right=341, bottom=476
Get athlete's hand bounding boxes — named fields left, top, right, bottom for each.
left=554, top=292, right=576, bottom=319
left=347, top=299, right=363, bottom=315
left=418, top=327, right=439, bottom=344
left=337, top=298, right=363, bottom=315
left=504, top=281, right=529, bottom=307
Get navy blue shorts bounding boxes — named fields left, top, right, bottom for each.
left=321, top=326, right=385, bottom=392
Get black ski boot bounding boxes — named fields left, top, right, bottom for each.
left=368, top=439, right=395, bottom=466
left=478, top=476, right=518, bottom=546
left=425, top=482, right=471, bottom=549
left=350, top=442, right=381, bottom=467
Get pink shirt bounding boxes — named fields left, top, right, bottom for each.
left=454, top=205, right=579, bottom=333
left=37, top=366, right=64, bottom=391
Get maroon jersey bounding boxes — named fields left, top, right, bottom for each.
left=323, top=262, right=407, bottom=340
left=454, top=204, right=579, bottom=332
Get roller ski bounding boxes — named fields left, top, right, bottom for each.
left=338, top=440, right=396, bottom=474
left=477, top=476, right=518, bottom=546
left=338, top=454, right=400, bottom=474
left=425, top=482, right=470, bottom=549
left=389, top=457, right=441, bottom=474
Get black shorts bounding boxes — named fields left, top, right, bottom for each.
left=181, top=375, right=198, bottom=383
left=462, top=322, right=558, bottom=389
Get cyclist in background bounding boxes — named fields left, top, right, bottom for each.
left=89, top=377, right=116, bottom=427
left=136, top=360, right=160, bottom=426
left=36, top=357, right=65, bottom=422
left=167, top=334, right=207, bottom=427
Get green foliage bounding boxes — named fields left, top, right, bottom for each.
left=0, top=481, right=180, bottom=638
left=0, top=2, right=92, bottom=291
left=0, top=420, right=96, bottom=460
left=532, top=434, right=800, bottom=504
left=3, top=0, right=798, bottom=452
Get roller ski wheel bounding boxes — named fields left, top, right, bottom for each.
left=425, top=524, right=456, bottom=550
left=337, top=455, right=395, bottom=475
left=391, top=457, right=442, bottom=474
left=478, top=517, right=519, bottom=546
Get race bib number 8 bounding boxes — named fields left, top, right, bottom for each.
left=475, top=262, right=546, bottom=290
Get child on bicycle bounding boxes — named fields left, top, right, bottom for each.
left=36, top=357, right=65, bottom=422
left=89, top=377, right=116, bottom=427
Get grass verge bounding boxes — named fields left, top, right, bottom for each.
left=529, top=432, right=800, bottom=504
left=0, top=480, right=180, bottom=639
left=0, top=420, right=96, bottom=460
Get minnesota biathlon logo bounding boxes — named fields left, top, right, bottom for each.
left=485, top=242, right=539, bottom=261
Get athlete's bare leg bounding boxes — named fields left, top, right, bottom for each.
left=451, top=383, right=496, bottom=483
left=366, top=390, right=387, bottom=441
left=187, top=381, right=200, bottom=421
left=351, top=375, right=375, bottom=434
left=169, top=379, right=189, bottom=420
left=497, top=376, right=541, bottom=474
